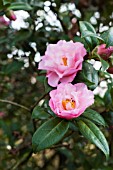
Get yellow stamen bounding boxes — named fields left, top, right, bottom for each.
left=71, top=100, right=76, bottom=109
left=62, top=99, right=76, bottom=110
left=62, top=57, right=68, bottom=66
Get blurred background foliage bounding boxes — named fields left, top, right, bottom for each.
left=0, top=0, right=113, bottom=170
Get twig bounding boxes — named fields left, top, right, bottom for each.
left=30, top=92, right=49, bottom=112
left=50, top=6, right=68, bottom=34
left=30, top=92, right=49, bottom=131
left=51, top=143, right=70, bottom=149
left=0, top=99, right=30, bottom=112
left=11, top=150, right=32, bottom=170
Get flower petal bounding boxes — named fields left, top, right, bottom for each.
left=47, top=72, right=60, bottom=87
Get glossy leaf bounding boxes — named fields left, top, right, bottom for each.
left=79, top=21, right=93, bottom=48
left=82, top=30, right=104, bottom=41
left=82, top=109, right=106, bottom=126
left=3, top=0, right=11, bottom=5
left=77, top=118, right=109, bottom=158
left=104, top=87, right=112, bottom=107
left=69, top=122, right=78, bottom=131
left=100, top=58, right=109, bottom=72
left=74, top=62, right=99, bottom=89
left=101, top=27, right=113, bottom=47
left=79, top=21, right=96, bottom=34
left=79, top=21, right=98, bottom=49
left=8, top=2, right=32, bottom=11
left=32, top=117, right=69, bottom=152
left=32, top=106, right=50, bottom=120
left=96, top=53, right=109, bottom=71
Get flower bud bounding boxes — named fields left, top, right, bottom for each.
left=97, top=44, right=113, bottom=60
left=5, top=10, right=17, bottom=21
left=107, top=67, right=113, bottom=74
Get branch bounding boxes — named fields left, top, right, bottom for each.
left=50, top=6, right=68, bottom=34
left=30, top=92, right=49, bottom=112
left=51, top=143, right=70, bottom=149
left=11, top=150, right=32, bottom=170
left=30, top=92, right=49, bottom=131
left=0, top=99, right=30, bottom=112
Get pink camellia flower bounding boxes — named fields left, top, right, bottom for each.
left=49, top=83, right=94, bottom=120
left=97, top=44, right=113, bottom=60
left=38, top=40, right=86, bottom=87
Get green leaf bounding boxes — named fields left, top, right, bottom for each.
left=77, top=118, right=109, bottom=158
left=0, top=36, right=8, bottom=44
left=75, top=71, right=95, bottom=86
left=100, top=58, right=109, bottom=72
left=104, top=88, right=112, bottom=107
left=74, top=62, right=99, bottom=89
left=36, top=75, right=45, bottom=83
left=96, top=53, right=109, bottom=71
left=3, top=0, right=12, bottom=5
left=1, top=60, right=24, bottom=75
left=8, top=2, right=32, bottom=11
left=101, top=27, right=113, bottom=47
left=32, top=117, right=69, bottom=152
left=110, top=88, right=113, bottom=105
left=69, top=122, right=78, bottom=131
left=30, top=1, right=44, bottom=8
left=82, top=30, right=104, bottom=41
left=47, top=107, right=57, bottom=117
left=82, top=109, right=106, bottom=126
left=74, top=36, right=83, bottom=43
left=32, top=106, right=50, bottom=120
left=79, top=21, right=98, bottom=50
left=80, top=21, right=96, bottom=34
left=79, top=21, right=93, bottom=48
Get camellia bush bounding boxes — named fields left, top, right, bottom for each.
left=1, top=0, right=113, bottom=170
left=32, top=23, right=112, bottom=157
